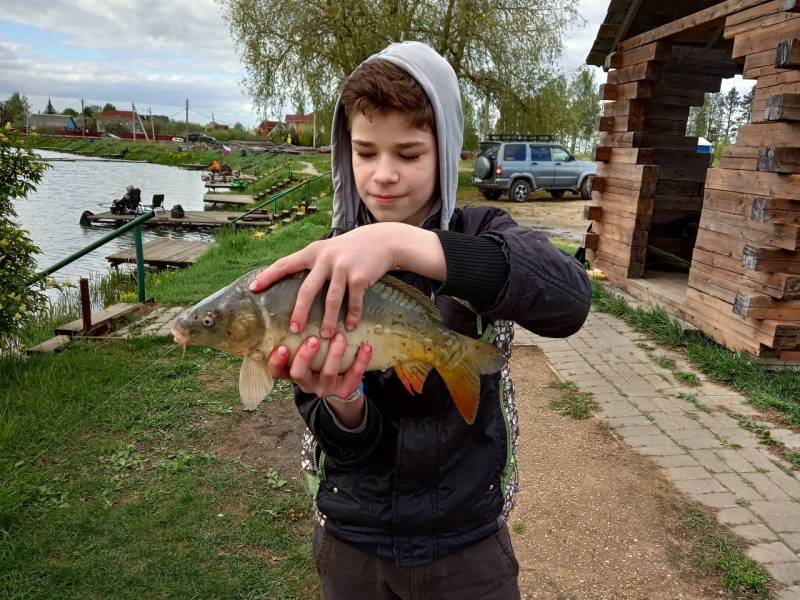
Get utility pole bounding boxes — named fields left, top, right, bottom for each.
left=185, top=99, right=189, bottom=140
left=132, top=102, right=136, bottom=142
left=313, top=111, right=316, bottom=148
left=80, top=98, right=85, bottom=139
left=149, top=107, right=155, bottom=140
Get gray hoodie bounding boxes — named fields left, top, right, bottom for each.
left=330, top=41, right=463, bottom=234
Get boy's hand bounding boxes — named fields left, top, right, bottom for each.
left=267, top=335, right=372, bottom=428
left=249, top=224, right=397, bottom=338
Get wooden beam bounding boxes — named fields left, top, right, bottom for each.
left=765, top=93, right=800, bottom=121
left=604, top=42, right=671, bottom=70
left=742, top=244, right=800, bottom=271
left=582, top=232, right=600, bottom=250
left=600, top=81, right=653, bottom=101
left=776, top=37, right=800, bottom=67
left=618, top=0, right=774, bottom=52
left=757, top=146, right=800, bottom=173
left=584, top=205, right=603, bottom=220
left=751, top=195, right=800, bottom=223
left=606, top=62, right=661, bottom=85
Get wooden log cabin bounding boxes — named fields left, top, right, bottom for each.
left=585, top=0, right=800, bottom=361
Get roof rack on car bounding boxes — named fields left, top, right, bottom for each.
left=486, top=133, right=556, bottom=142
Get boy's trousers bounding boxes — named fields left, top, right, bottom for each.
left=313, top=523, right=521, bottom=600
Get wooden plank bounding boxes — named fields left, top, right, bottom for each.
left=203, top=193, right=254, bottom=205
left=582, top=232, right=599, bottom=249
left=584, top=205, right=603, bottom=220
left=686, top=287, right=800, bottom=348
left=742, top=244, right=800, bottom=271
left=619, top=0, right=773, bottom=52
left=700, top=209, right=800, bottom=250
left=602, top=100, right=647, bottom=118
left=592, top=147, right=654, bottom=164
left=693, top=247, right=800, bottom=298
left=725, top=6, right=800, bottom=38
left=55, top=303, right=141, bottom=335
left=605, top=42, right=672, bottom=69
left=734, top=291, right=800, bottom=318
left=600, top=81, right=653, bottom=101
left=597, top=115, right=645, bottom=132
left=732, top=15, right=800, bottom=58
left=606, top=62, right=661, bottom=85
left=26, top=335, right=71, bottom=354
left=725, top=0, right=786, bottom=29
left=752, top=195, right=800, bottom=223
left=776, top=37, right=800, bottom=67
left=757, top=146, right=800, bottom=173
left=765, top=92, right=800, bottom=121
left=86, top=210, right=270, bottom=228
left=106, top=239, right=213, bottom=267
left=705, top=165, right=800, bottom=198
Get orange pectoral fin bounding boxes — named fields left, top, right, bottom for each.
left=394, top=361, right=434, bottom=395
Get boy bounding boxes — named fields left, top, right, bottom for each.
left=250, top=41, right=591, bottom=599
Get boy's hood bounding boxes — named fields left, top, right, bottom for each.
left=330, top=41, right=464, bottom=233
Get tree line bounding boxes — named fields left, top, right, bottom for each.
left=218, top=0, right=601, bottom=152
left=686, top=86, right=754, bottom=146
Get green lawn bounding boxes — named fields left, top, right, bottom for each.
left=0, top=338, right=316, bottom=599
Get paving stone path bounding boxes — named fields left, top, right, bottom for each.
left=516, top=310, right=800, bottom=599
left=115, top=306, right=186, bottom=338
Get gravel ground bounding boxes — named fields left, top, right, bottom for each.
left=509, top=345, right=724, bottom=599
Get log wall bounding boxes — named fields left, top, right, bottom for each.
left=585, top=0, right=800, bottom=358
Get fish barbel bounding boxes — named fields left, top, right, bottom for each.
left=171, top=271, right=504, bottom=424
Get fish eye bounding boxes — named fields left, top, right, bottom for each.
left=202, top=315, right=215, bottom=327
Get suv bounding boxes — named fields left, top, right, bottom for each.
left=187, top=132, right=217, bottom=143
left=472, top=134, right=596, bottom=202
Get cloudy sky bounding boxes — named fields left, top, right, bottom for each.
left=0, top=1, right=608, bottom=129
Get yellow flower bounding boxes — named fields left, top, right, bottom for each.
left=253, top=231, right=266, bottom=239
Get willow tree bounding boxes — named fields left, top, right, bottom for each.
left=219, top=0, right=578, bottom=125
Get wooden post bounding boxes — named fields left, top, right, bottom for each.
left=765, top=94, right=800, bottom=122
left=757, top=147, right=800, bottom=174
left=80, top=278, right=92, bottom=334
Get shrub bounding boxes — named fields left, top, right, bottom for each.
left=0, top=124, right=48, bottom=351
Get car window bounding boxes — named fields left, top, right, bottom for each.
left=551, top=147, right=571, bottom=162
left=479, top=143, right=499, bottom=159
left=529, top=146, right=551, bottom=161
left=503, top=144, right=526, bottom=161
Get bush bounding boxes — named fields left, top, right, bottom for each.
left=0, top=124, right=48, bottom=351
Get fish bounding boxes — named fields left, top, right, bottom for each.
left=171, top=271, right=504, bottom=424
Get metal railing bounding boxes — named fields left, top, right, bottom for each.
left=27, top=211, right=156, bottom=302
left=245, top=155, right=291, bottom=195
left=231, top=172, right=331, bottom=230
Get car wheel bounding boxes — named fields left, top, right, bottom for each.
left=580, top=176, right=593, bottom=200
left=509, top=180, right=531, bottom=203
left=548, top=189, right=565, bottom=199
left=481, top=190, right=502, bottom=200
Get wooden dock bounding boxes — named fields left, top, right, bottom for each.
left=106, top=239, right=213, bottom=268
left=82, top=209, right=271, bottom=228
left=203, top=193, right=253, bottom=206
left=55, top=303, right=141, bottom=336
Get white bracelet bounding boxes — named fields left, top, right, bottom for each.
left=325, top=384, right=364, bottom=403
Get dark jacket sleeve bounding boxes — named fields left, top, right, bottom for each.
left=294, top=389, right=385, bottom=467
left=436, top=206, right=591, bottom=338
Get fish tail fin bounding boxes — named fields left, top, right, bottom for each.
left=437, top=338, right=505, bottom=425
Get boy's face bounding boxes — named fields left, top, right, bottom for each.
left=350, top=109, right=438, bottom=226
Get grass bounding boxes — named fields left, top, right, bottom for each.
left=0, top=338, right=317, bottom=599
left=548, top=381, right=595, bottom=420
left=592, top=282, right=800, bottom=427
left=669, top=507, right=772, bottom=599
left=676, top=392, right=712, bottom=414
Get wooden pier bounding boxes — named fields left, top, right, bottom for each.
left=81, top=209, right=271, bottom=228
left=203, top=193, right=253, bottom=206
left=106, top=239, right=213, bottom=268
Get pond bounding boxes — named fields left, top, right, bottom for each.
left=12, top=149, right=214, bottom=284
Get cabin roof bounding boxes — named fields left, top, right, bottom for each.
left=586, top=0, right=725, bottom=66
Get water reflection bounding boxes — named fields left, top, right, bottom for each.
left=13, top=149, right=214, bottom=284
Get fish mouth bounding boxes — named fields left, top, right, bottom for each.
left=171, top=326, right=192, bottom=347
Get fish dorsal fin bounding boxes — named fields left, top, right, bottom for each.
left=395, top=361, right=434, bottom=395
left=378, top=275, right=442, bottom=321
left=239, top=353, right=274, bottom=410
